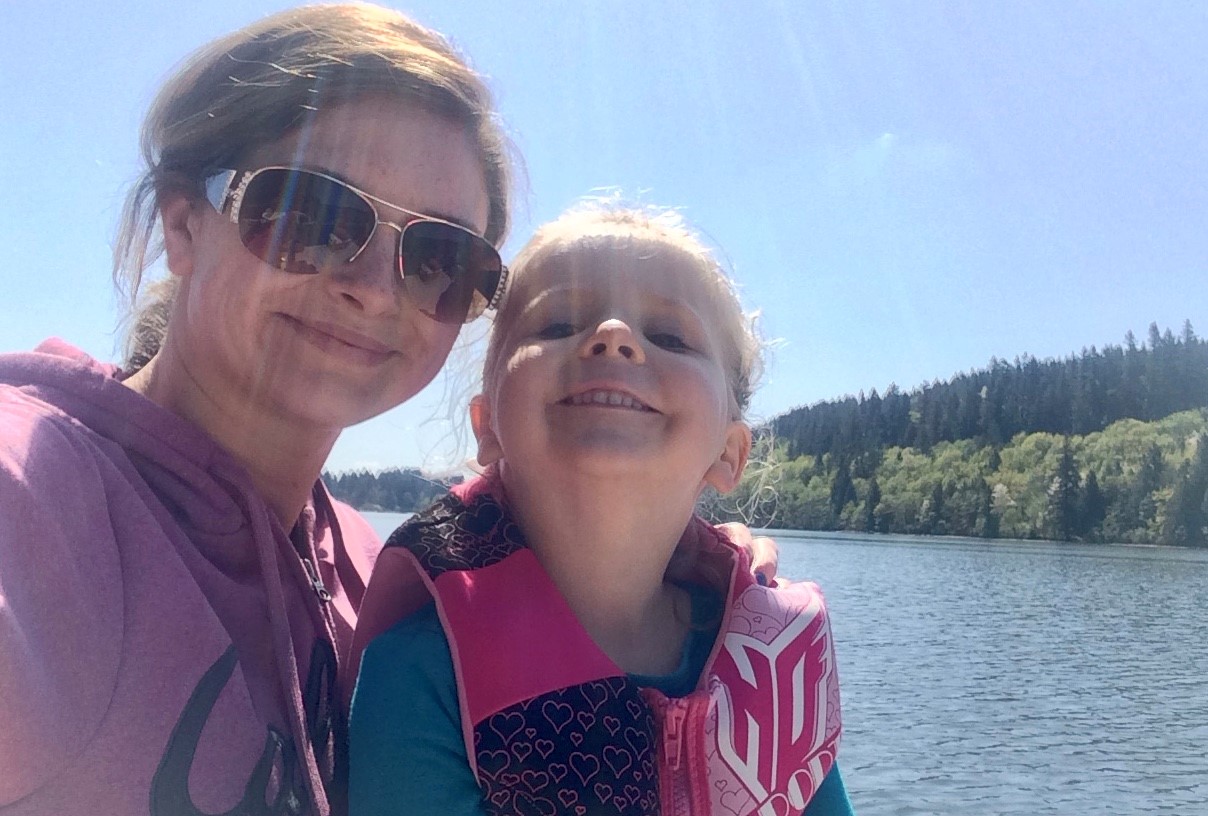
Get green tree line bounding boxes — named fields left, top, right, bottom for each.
left=772, top=321, right=1206, bottom=456
left=323, top=467, right=459, bottom=512
left=716, top=409, right=1208, bottom=546
left=711, top=321, right=1208, bottom=546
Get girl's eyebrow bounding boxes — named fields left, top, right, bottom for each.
left=512, top=285, right=575, bottom=321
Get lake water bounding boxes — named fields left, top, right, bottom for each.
left=363, top=512, right=1208, bottom=815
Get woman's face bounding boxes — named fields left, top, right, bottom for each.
left=164, top=98, right=490, bottom=429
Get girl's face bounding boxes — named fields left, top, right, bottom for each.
left=161, top=98, right=490, bottom=428
left=474, top=239, right=751, bottom=493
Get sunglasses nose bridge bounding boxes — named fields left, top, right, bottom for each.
left=344, top=218, right=405, bottom=267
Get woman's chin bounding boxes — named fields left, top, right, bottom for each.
left=248, top=374, right=405, bottom=431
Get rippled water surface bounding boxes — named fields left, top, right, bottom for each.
left=365, top=514, right=1208, bottom=815
left=773, top=531, right=1208, bottom=816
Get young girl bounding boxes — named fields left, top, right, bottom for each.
left=350, top=205, right=850, bottom=815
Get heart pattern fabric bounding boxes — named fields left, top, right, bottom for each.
left=473, top=677, right=661, bottom=816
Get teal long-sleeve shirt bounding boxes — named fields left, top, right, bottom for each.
left=350, top=588, right=854, bottom=815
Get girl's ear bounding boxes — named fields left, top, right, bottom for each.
left=469, top=394, right=504, bottom=467
left=704, top=421, right=752, bottom=494
left=160, top=192, right=199, bottom=279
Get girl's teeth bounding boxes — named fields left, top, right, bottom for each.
left=570, top=390, right=646, bottom=410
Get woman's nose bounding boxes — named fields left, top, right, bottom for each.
left=328, top=223, right=400, bottom=316
left=580, top=318, right=646, bottom=363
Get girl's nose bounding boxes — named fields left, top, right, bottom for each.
left=580, top=319, right=646, bottom=363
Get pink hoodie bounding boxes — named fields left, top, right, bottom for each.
left=0, top=340, right=379, bottom=815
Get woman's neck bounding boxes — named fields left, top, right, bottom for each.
left=123, top=349, right=338, bottom=529
left=501, top=465, right=701, bottom=675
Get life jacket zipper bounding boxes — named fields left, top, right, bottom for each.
left=657, top=693, right=717, bottom=815
left=665, top=702, right=687, bottom=770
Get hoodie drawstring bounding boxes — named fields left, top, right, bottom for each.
left=241, top=487, right=331, bottom=816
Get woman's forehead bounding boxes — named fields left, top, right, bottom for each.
left=249, top=98, right=490, bottom=232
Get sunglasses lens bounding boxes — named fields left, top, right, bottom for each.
left=237, top=169, right=376, bottom=274
left=400, top=221, right=503, bottom=324
left=229, top=168, right=501, bottom=324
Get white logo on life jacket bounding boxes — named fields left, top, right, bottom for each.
left=711, top=586, right=838, bottom=814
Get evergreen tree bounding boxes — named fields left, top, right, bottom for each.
left=1046, top=437, right=1081, bottom=541
left=862, top=477, right=882, bottom=533
left=1078, top=470, right=1107, bottom=541
left=1134, top=442, right=1165, bottom=534
left=1148, top=322, right=1164, bottom=351
left=919, top=481, right=946, bottom=535
left=829, top=460, right=857, bottom=522
left=977, top=477, right=999, bottom=538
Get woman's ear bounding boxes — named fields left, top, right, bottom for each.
left=160, top=192, right=199, bottom=279
left=704, top=421, right=752, bottom=494
left=469, top=394, right=504, bottom=467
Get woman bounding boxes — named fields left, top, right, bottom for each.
left=0, top=5, right=775, bottom=815
left=0, top=6, right=508, bottom=815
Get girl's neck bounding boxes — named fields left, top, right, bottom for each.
left=501, top=465, right=701, bottom=675
left=123, top=347, right=338, bottom=529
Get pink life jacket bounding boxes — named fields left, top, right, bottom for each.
left=387, top=475, right=842, bottom=816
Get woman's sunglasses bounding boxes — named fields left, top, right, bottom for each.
left=203, top=166, right=506, bottom=324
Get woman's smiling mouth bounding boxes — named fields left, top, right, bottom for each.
left=278, top=314, right=397, bottom=366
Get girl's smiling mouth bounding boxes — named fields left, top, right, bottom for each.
left=560, top=389, right=656, bottom=412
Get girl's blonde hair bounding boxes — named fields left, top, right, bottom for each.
left=114, top=2, right=514, bottom=368
left=484, top=202, right=763, bottom=417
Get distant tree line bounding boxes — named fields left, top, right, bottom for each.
left=772, top=321, right=1206, bottom=457
left=710, top=322, right=1208, bottom=546
left=323, top=467, right=459, bottom=512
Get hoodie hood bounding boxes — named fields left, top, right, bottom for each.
left=1, top=339, right=254, bottom=551
left=0, top=338, right=350, bottom=815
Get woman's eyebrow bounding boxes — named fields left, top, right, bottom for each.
left=425, top=211, right=481, bottom=231
left=285, top=162, right=484, bottom=232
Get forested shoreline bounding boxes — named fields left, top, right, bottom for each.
left=329, top=322, right=1208, bottom=547
left=323, top=467, right=459, bottom=514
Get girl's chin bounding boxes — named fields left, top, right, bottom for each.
left=522, top=444, right=675, bottom=480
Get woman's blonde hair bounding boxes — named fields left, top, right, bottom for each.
left=484, top=202, right=764, bottom=417
left=114, top=2, right=514, bottom=368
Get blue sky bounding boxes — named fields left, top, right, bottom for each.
left=3, top=1, right=1205, bottom=472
